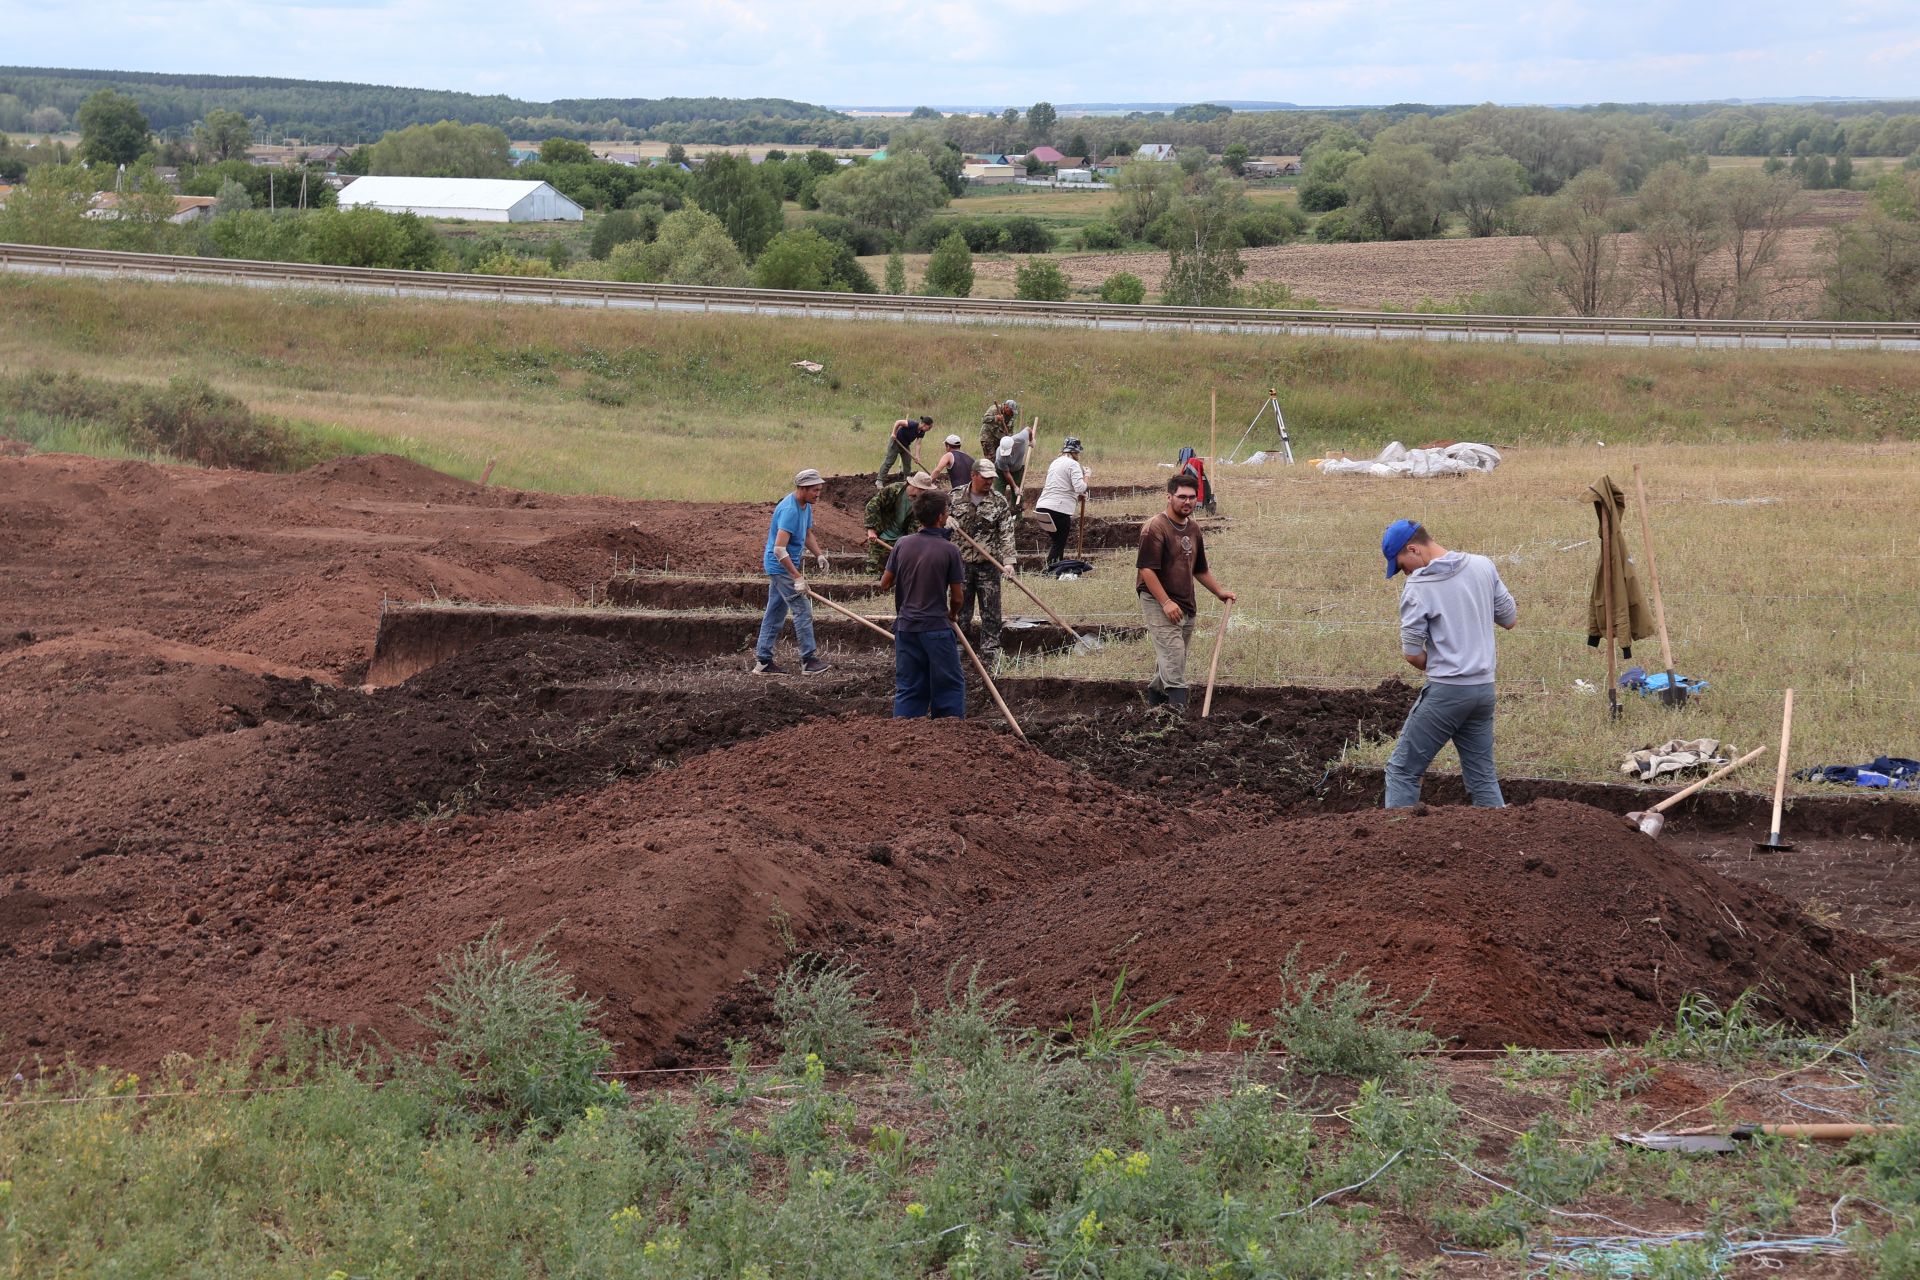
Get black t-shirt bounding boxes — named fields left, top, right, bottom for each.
left=893, top=419, right=929, bottom=446
left=886, top=528, right=965, bottom=632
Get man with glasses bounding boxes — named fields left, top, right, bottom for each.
left=1135, top=473, right=1235, bottom=712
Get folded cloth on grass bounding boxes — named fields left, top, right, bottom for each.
left=1620, top=738, right=1732, bottom=782
left=1794, top=757, right=1920, bottom=789
left=1317, top=441, right=1500, bottom=478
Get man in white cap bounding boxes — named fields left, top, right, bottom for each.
left=753, top=468, right=832, bottom=675
left=992, top=419, right=1035, bottom=513
left=1035, top=436, right=1090, bottom=567
left=934, top=433, right=973, bottom=489
left=864, top=470, right=936, bottom=574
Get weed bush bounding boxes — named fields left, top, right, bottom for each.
left=406, top=924, right=620, bottom=1130
left=770, top=955, right=886, bottom=1072
left=1647, top=990, right=1789, bottom=1065
left=1098, top=271, right=1146, bottom=304
left=1014, top=258, right=1072, bottom=302
left=1270, top=949, right=1438, bottom=1082
left=1076, top=220, right=1127, bottom=249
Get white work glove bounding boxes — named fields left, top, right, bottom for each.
left=814, top=550, right=830, bottom=572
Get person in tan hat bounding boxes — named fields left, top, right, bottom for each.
left=753, top=468, right=831, bottom=675
left=863, top=470, right=935, bottom=574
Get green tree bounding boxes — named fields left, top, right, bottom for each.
left=1833, top=151, right=1854, bottom=188
left=814, top=151, right=949, bottom=236
left=1066, top=131, right=1090, bottom=159
left=887, top=126, right=966, bottom=196
left=1517, top=168, right=1630, bottom=316
left=1298, top=145, right=1362, bottom=212
left=1344, top=141, right=1446, bottom=239
left=1027, top=102, right=1058, bottom=141
left=589, top=207, right=654, bottom=259
left=753, top=227, right=842, bottom=290
left=539, top=137, right=594, bottom=165
left=884, top=248, right=906, bottom=294
left=366, top=121, right=512, bottom=178
left=690, top=152, right=782, bottom=256
left=1823, top=172, right=1920, bottom=320
left=303, top=206, right=440, bottom=269
left=213, top=177, right=252, bottom=215
left=1014, top=258, right=1071, bottom=301
left=610, top=206, right=748, bottom=285
left=76, top=90, right=150, bottom=166
left=1446, top=151, right=1528, bottom=237
left=1098, top=271, right=1146, bottom=304
left=194, top=109, right=253, bottom=163
left=1635, top=161, right=1726, bottom=318
left=1222, top=142, right=1250, bottom=176
left=1112, top=160, right=1181, bottom=239
left=923, top=230, right=974, bottom=297
left=664, top=142, right=688, bottom=166
left=1177, top=146, right=1210, bottom=175
left=0, top=162, right=100, bottom=247
left=1161, top=170, right=1247, bottom=306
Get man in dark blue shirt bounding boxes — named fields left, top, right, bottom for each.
left=879, top=490, right=967, bottom=719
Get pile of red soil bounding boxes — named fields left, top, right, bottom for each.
left=0, top=717, right=1214, bottom=1070
left=861, top=799, right=1897, bottom=1049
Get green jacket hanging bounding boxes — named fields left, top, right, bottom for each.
left=1587, top=475, right=1653, bottom=655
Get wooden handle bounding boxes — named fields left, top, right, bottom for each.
left=1600, top=505, right=1617, bottom=690
left=1201, top=598, right=1234, bottom=718
left=1674, top=1122, right=1898, bottom=1139
left=954, top=625, right=1026, bottom=743
left=1650, top=745, right=1769, bottom=814
left=1634, top=464, right=1676, bottom=672
left=803, top=586, right=893, bottom=640
left=1768, top=689, right=1795, bottom=835
left=950, top=525, right=1082, bottom=642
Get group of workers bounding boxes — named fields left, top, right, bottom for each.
left=755, top=400, right=1520, bottom=808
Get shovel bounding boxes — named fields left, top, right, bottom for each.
left=953, top=625, right=1028, bottom=743
left=1618, top=1122, right=1897, bottom=1154
left=1755, top=689, right=1796, bottom=852
left=1200, top=598, right=1234, bottom=718
left=1634, top=464, right=1688, bottom=708
left=1626, top=745, right=1768, bottom=837
left=949, top=524, right=1103, bottom=655
left=802, top=584, right=894, bottom=641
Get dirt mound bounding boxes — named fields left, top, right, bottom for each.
left=494, top=523, right=675, bottom=591
left=861, top=799, right=1897, bottom=1049
left=295, top=453, right=482, bottom=500
left=1026, top=681, right=1413, bottom=813
left=0, top=716, right=1211, bottom=1070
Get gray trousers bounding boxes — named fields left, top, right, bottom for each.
left=1384, top=681, right=1503, bottom=808
left=1139, top=593, right=1196, bottom=691
left=879, top=439, right=915, bottom=484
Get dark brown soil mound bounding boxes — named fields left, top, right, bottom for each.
left=0, top=717, right=1213, bottom=1071
left=860, top=799, right=1897, bottom=1049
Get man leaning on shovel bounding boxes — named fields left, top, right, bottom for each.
left=1380, top=520, right=1517, bottom=807
left=1135, top=472, right=1235, bottom=713
left=753, top=468, right=832, bottom=676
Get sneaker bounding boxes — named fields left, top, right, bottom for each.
left=751, top=659, right=783, bottom=675
left=801, top=656, right=831, bottom=675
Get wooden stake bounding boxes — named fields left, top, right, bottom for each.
left=954, top=626, right=1027, bottom=742
left=1765, top=689, right=1795, bottom=842
left=1200, top=597, right=1234, bottom=718
left=479, top=457, right=497, bottom=487
left=1633, top=463, right=1678, bottom=676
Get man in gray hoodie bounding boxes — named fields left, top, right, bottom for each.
left=1381, top=520, right=1518, bottom=807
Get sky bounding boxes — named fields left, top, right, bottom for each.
left=10, top=0, right=1920, bottom=108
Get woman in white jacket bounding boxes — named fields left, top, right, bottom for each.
left=1035, top=437, right=1089, bottom=566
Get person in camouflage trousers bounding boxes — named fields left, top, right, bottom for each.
left=980, top=398, right=1018, bottom=459
left=864, top=471, right=935, bottom=573
left=947, top=462, right=1017, bottom=660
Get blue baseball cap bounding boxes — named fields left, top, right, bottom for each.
left=1382, top=519, right=1420, bottom=578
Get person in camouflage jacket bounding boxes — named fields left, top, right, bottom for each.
left=980, top=398, right=1018, bottom=459
left=946, top=465, right=1017, bottom=659
left=864, top=472, right=934, bottom=573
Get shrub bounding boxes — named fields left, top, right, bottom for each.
left=406, top=925, right=620, bottom=1130
left=924, top=230, right=974, bottom=297
left=1233, top=204, right=1306, bottom=247
left=0, top=370, right=333, bottom=471
left=1077, top=220, right=1126, bottom=249
left=1098, top=272, right=1146, bottom=304
left=589, top=208, right=651, bottom=259
left=1000, top=215, right=1056, bottom=253
left=1014, top=258, right=1071, bottom=301
left=771, top=956, right=885, bottom=1071
left=1312, top=206, right=1378, bottom=242
left=1270, top=949, right=1437, bottom=1082
left=803, top=212, right=891, bottom=257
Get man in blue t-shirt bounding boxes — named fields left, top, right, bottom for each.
left=878, top=490, right=967, bottom=718
left=753, top=468, right=832, bottom=675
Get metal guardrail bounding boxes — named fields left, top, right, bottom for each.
left=4, top=241, right=1918, bottom=350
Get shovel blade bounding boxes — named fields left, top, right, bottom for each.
left=1659, top=684, right=1689, bottom=708
left=1616, top=1132, right=1740, bottom=1153
left=1626, top=810, right=1665, bottom=838
left=1753, top=835, right=1795, bottom=853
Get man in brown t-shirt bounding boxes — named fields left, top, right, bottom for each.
left=1136, top=472, right=1236, bottom=712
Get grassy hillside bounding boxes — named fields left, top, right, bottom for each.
left=3, top=274, right=1917, bottom=500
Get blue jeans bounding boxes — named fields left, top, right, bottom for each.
left=754, top=574, right=817, bottom=664
left=1384, top=681, right=1504, bottom=808
left=894, top=628, right=965, bottom=719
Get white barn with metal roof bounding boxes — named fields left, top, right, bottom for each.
left=336, top=177, right=584, bottom=222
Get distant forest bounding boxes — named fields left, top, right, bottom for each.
left=3, top=66, right=1919, bottom=162
left=0, top=66, right=851, bottom=144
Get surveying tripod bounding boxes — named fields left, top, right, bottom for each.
left=1225, top=389, right=1294, bottom=465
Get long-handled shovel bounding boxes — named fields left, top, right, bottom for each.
left=803, top=584, right=894, bottom=641
left=953, top=626, right=1027, bottom=743
left=1625, top=745, right=1768, bottom=838
left=1200, top=598, right=1234, bottom=718
left=1075, top=493, right=1086, bottom=560
left=1601, top=502, right=1621, bottom=721
left=1755, top=689, right=1796, bottom=852
left=950, top=525, right=1102, bottom=655
left=1633, top=464, right=1687, bottom=708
